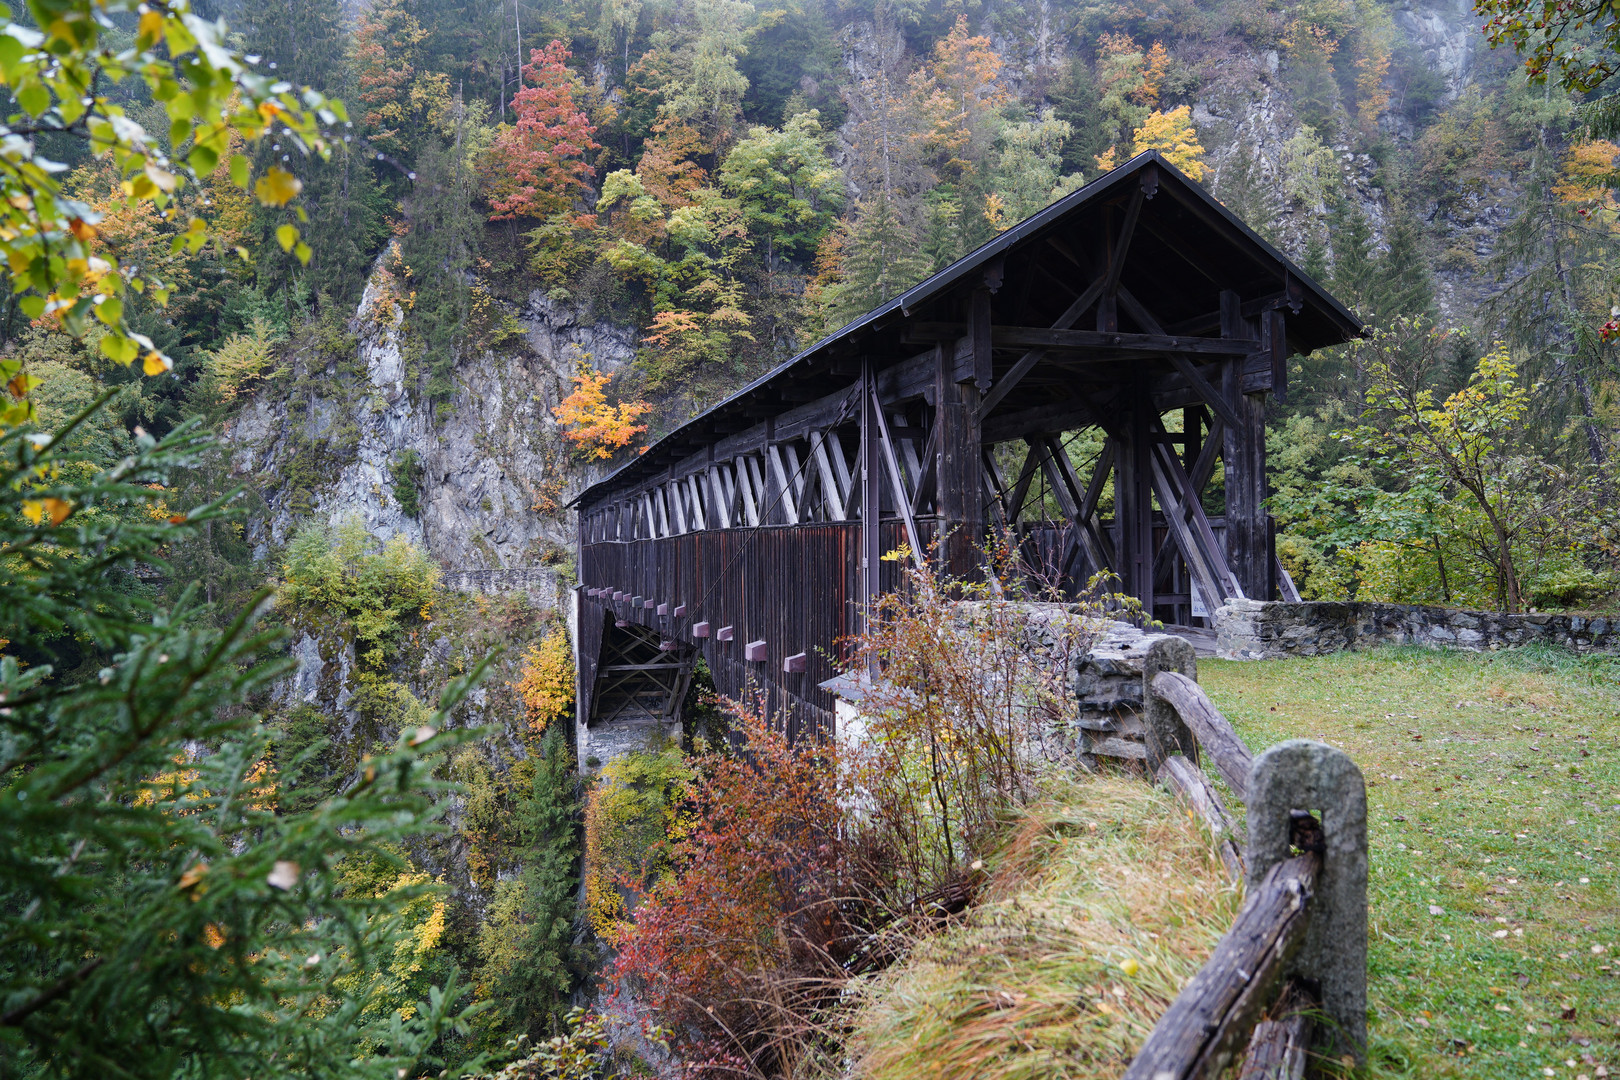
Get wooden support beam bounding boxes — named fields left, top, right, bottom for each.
left=979, top=274, right=1113, bottom=417
left=905, top=323, right=1255, bottom=356
left=935, top=345, right=983, bottom=577
left=970, top=287, right=993, bottom=391
left=810, top=431, right=846, bottom=520
left=872, top=387, right=923, bottom=560
left=861, top=360, right=880, bottom=638
left=982, top=398, right=1103, bottom=444
left=1113, top=392, right=1155, bottom=609
left=1167, top=354, right=1240, bottom=436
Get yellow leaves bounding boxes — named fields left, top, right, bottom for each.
left=136, top=8, right=164, bottom=46
left=1133, top=106, right=1206, bottom=181
left=22, top=497, right=72, bottom=526
left=142, top=351, right=173, bottom=376
left=203, top=923, right=226, bottom=949
left=276, top=223, right=299, bottom=252
left=254, top=165, right=301, bottom=207
left=178, top=862, right=210, bottom=899
left=513, top=627, right=574, bottom=732
left=1553, top=140, right=1620, bottom=217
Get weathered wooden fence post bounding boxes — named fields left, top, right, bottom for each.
left=1246, top=739, right=1369, bottom=1064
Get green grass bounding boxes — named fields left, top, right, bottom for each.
left=1201, top=645, right=1620, bottom=1079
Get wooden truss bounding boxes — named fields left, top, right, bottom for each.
left=589, top=621, right=695, bottom=725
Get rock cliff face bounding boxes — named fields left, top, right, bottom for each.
left=225, top=254, right=636, bottom=578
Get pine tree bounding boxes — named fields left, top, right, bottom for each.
left=1050, top=57, right=1110, bottom=177
left=822, top=192, right=932, bottom=326
left=482, top=725, right=584, bottom=1037
left=0, top=401, right=491, bottom=1077
left=237, top=0, right=348, bottom=92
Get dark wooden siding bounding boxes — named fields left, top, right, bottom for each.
left=579, top=521, right=920, bottom=736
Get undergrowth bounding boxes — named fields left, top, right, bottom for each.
left=849, top=772, right=1240, bottom=1080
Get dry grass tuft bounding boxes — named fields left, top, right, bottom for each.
left=847, top=772, right=1241, bottom=1080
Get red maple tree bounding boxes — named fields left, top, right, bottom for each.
left=482, top=41, right=600, bottom=221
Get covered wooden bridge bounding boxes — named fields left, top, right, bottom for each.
left=571, top=151, right=1361, bottom=746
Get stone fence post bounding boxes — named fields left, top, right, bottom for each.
left=1246, top=739, right=1369, bottom=1064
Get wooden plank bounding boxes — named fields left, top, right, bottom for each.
left=1236, top=982, right=1313, bottom=1080
left=768, top=443, right=799, bottom=524
left=1157, top=755, right=1244, bottom=882
left=1122, top=853, right=1319, bottom=1080
left=906, top=323, right=1255, bottom=356
left=1151, top=670, right=1254, bottom=802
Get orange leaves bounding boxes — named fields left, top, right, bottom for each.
left=642, top=308, right=702, bottom=349
left=481, top=41, right=600, bottom=221
left=22, top=497, right=72, bottom=526
left=551, top=363, right=651, bottom=460
left=513, top=627, right=574, bottom=732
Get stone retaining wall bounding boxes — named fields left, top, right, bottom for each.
left=1214, top=598, right=1620, bottom=660
left=440, top=566, right=558, bottom=597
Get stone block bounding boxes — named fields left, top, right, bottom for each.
left=745, top=640, right=767, bottom=662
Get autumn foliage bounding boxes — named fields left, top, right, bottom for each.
left=551, top=363, right=651, bottom=459
left=482, top=41, right=600, bottom=221
left=513, top=625, right=575, bottom=732
left=607, top=705, right=860, bottom=1075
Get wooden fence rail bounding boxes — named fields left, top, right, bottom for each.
left=1122, top=637, right=1367, bottom=1080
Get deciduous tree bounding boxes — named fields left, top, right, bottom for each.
left=482, top=41, right=600, bottom=221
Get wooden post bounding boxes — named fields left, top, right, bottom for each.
left=936, top=344, right=984, bottom=581
left=1113, top=389, right=1155, bottom=610
left=1220, top=289, right=1267, bottom=601
left=861, top=357, right=880, bottom=646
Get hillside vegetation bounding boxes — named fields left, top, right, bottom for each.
left=5, top=0, right=1620, bottom=1075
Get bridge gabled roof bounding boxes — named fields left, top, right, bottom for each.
left=577, top=149, right=1361, bottom=508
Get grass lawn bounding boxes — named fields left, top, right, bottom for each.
left=1200, top=646, right=1620, bottom=1079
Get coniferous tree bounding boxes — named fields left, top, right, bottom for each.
left=482, top=725, right=585, bottom=1038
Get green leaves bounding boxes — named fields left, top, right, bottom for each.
left=0, top=0, right=344, bottom=412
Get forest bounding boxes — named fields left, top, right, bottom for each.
left=3, top=0, right=1620, bottom=1073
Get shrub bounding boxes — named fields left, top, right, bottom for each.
left=582, top=744, right=692, bottom=937
left=391, top=448, right=423, bottom=517
left=607, top=705, right=859, bottom=1076
left=280, top=517, right=441, bottom=667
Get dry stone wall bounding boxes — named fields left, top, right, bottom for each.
left=1215, top=599, right=1620, bottom=659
